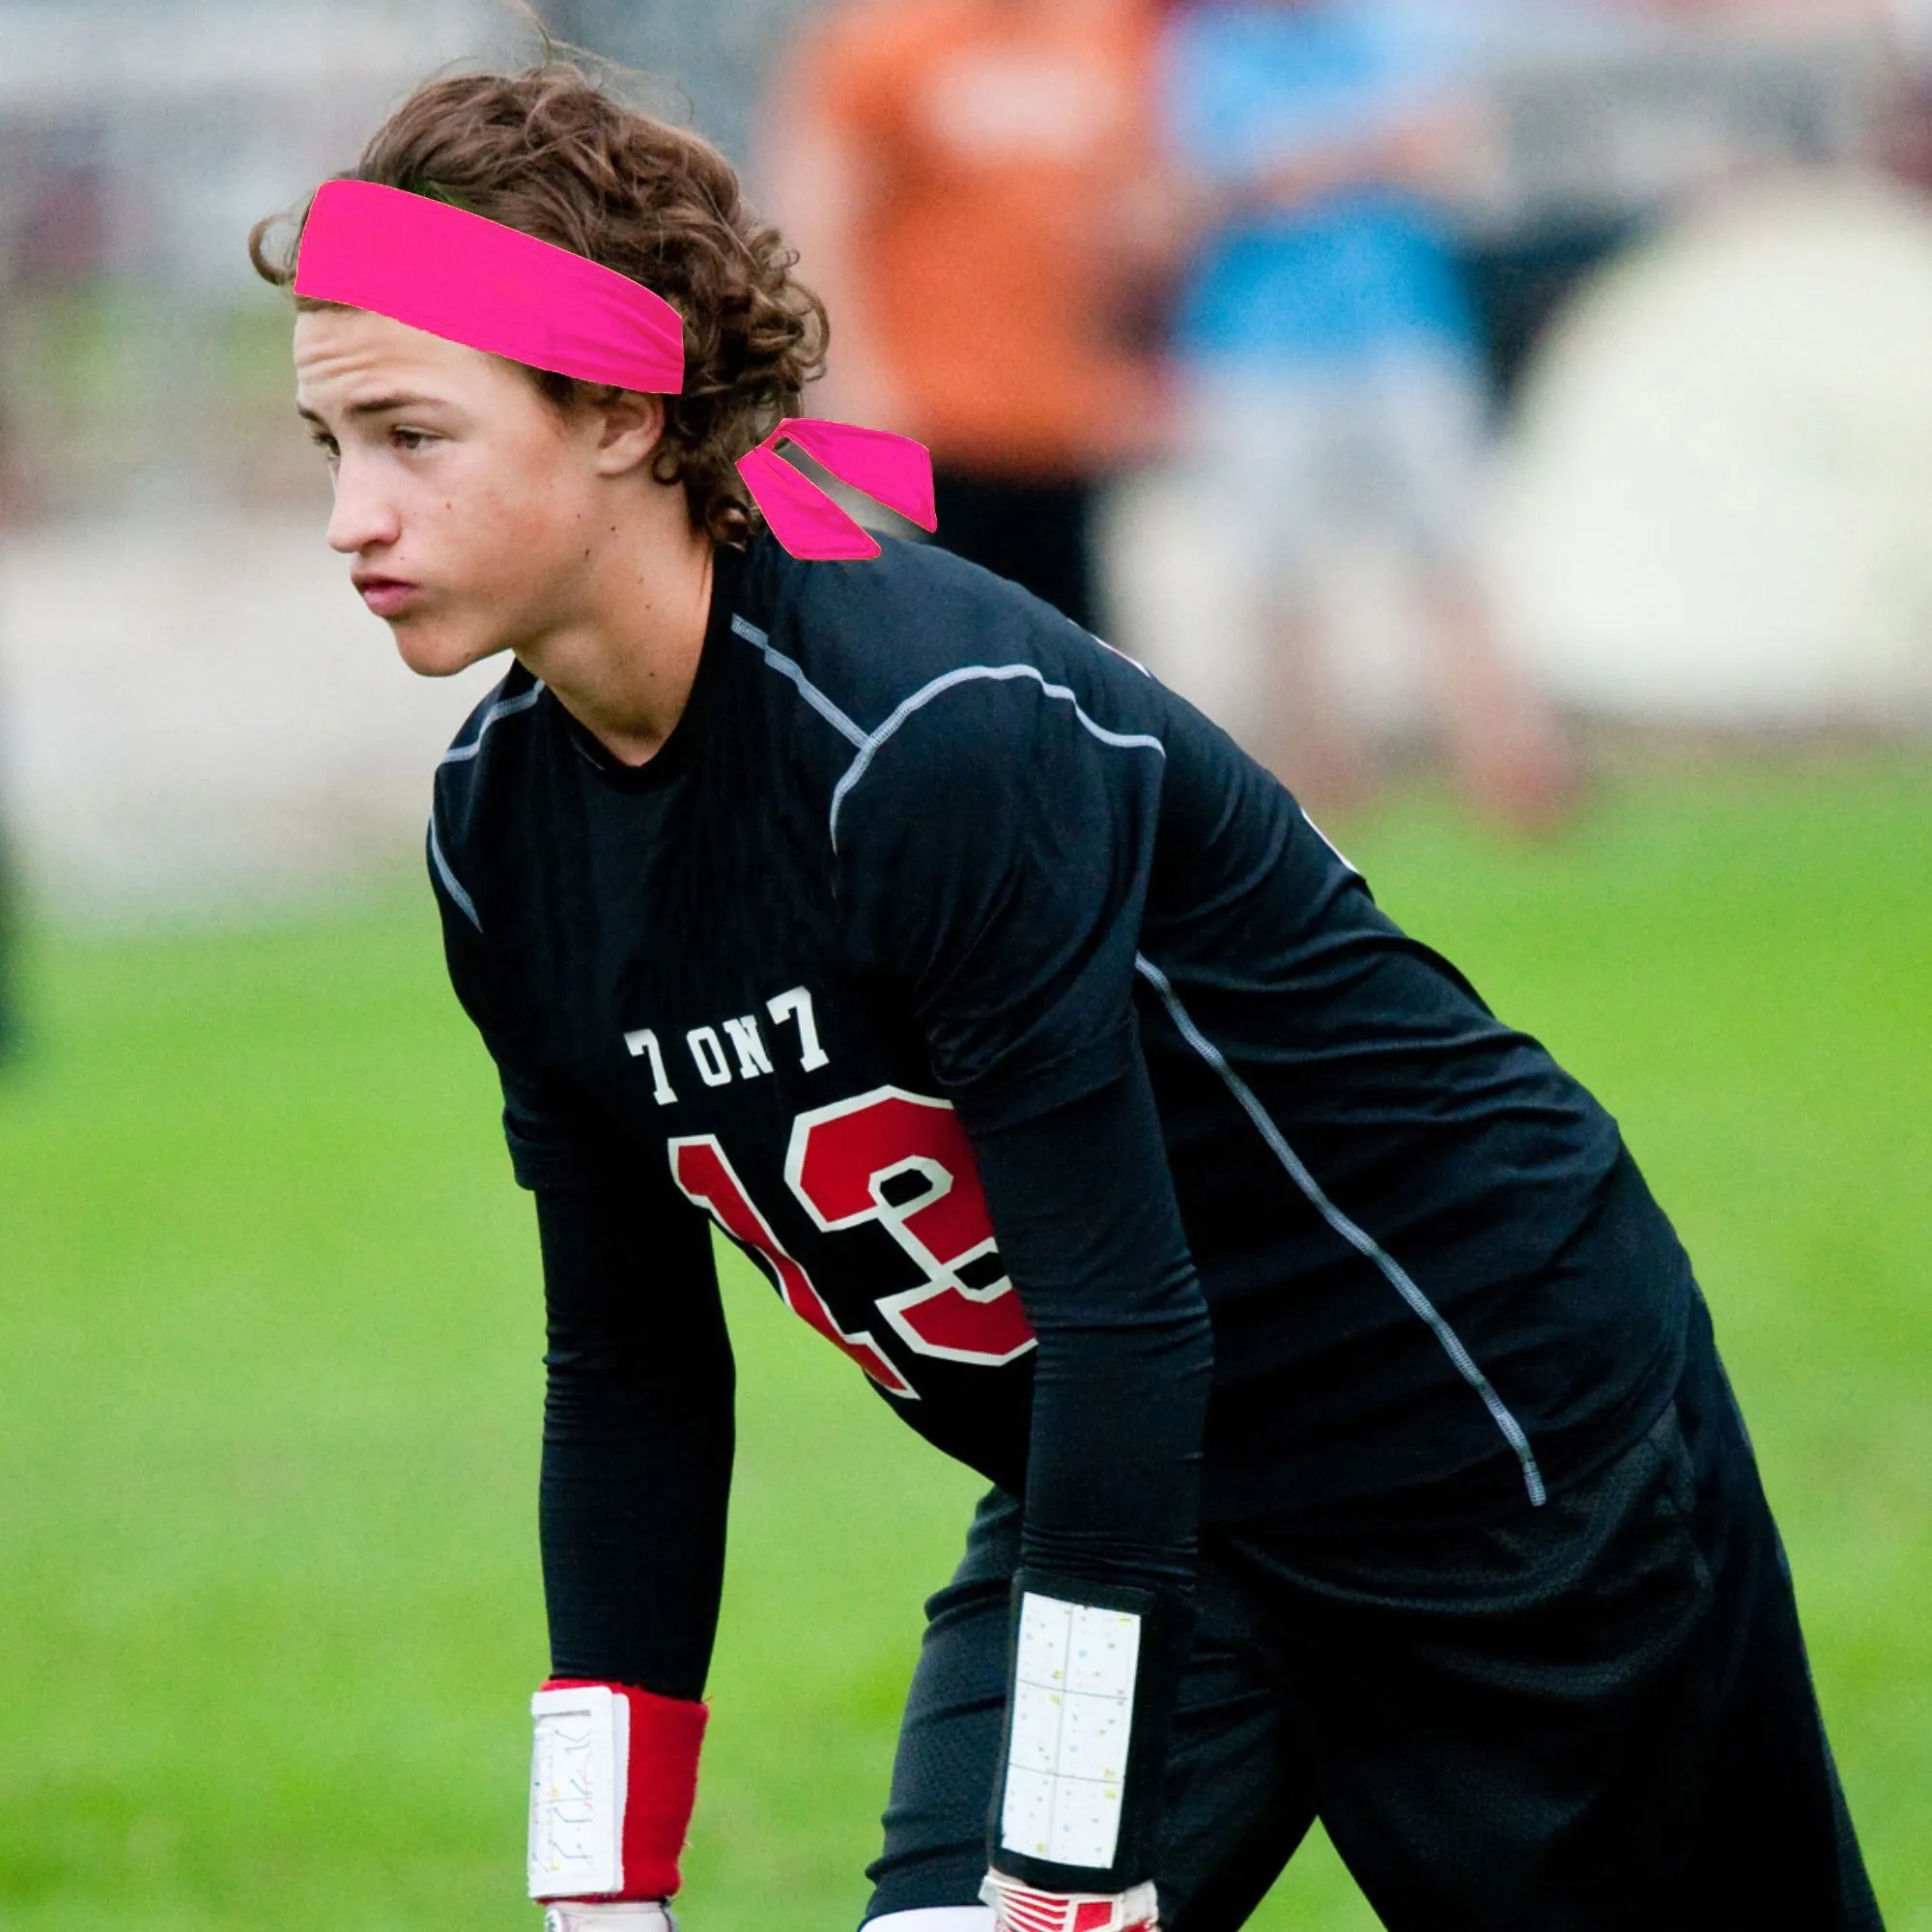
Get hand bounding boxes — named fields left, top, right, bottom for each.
left=980, top=1870, right=1159, bottom=1932
left=1241, top=100, right=1481, bottom=213
left=1372, top=99, right=1485, bottom=194
left=539, top=1904, right=675, bottom=1932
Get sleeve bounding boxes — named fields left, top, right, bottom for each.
left=425, top=808, right=733, bottom=1697
left=837, top=676, right=1214, bottom=1893
left=966, top=1050, right=1212, bottom=1896
left=967, top=1058, right=1210, bottom=1600
left=536, top=1180, right=734, bottom=1700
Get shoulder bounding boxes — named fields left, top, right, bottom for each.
left=742, top=529, right=1167, bottom=745
left=434, top=661, right=546, bottom=816
left=429, top=658, right=550, bottom=925
left=733, top=536, right=1174, bottom=852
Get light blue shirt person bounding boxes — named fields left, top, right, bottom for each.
left=1160, top=0, right=1487, bottom=371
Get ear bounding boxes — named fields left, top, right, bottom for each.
left=590, top=389, right=667, bottom=478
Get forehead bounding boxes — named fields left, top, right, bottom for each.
left=292, top=306, right=519, bottom=414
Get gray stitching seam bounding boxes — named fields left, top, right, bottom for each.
left=427, top=812, right=481, bottom=933
left=829, top=664, right=1166, bottom=849
left=732, top=613, right=867, bottom=748
left=1133, top=952, right=1548, bottom=1508
left=438, top=681, right=545, bottom=765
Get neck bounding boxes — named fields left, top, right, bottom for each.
left=516, top=500, right=718, bottom=769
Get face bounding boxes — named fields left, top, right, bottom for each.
left=293, top=305, right=662, bottom=677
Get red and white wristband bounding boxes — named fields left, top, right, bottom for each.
left=526, top=1678, right=708, bottom=1906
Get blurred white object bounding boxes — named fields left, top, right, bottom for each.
left=1487, top=174, right=1932, bottom=726
left=0, top=507, right=504, bottom=918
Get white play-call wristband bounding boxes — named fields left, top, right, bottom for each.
left=999, top=1593, right=1144, bottom=1871
left=529, top=1685, right=632, bottom=1898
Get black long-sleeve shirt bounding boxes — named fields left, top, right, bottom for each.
left=535, top=1052, right=1212, bottom=1697
left=430, top=530, right=1691, bottom=1873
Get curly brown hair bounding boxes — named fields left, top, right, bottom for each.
left=247, top=51, right=828, bottom=545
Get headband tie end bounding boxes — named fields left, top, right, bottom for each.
left=739, top=430, right=931, bottom=562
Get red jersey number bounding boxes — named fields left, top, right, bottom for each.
left=786, top=1089, right=1036, bottom=1368
left=669, top=1090, right=1036, bottom=1400
left=669, top=1134, right=916, bottom=1398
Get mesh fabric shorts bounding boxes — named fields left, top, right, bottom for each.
left=863, top=1287, right=1882, bottom=1930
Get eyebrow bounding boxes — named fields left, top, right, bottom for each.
left=295, top=391, right=450, bottom=428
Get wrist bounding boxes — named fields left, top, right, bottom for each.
left=528, top=1679, right=707, bottom=1903
left=990, top=1572, right=1190, bottom=1896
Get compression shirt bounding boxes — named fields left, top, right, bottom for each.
left=430, top=527, right=1692, bottom=1776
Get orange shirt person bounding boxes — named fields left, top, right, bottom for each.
left=758, top=0, right=1173, bottom=632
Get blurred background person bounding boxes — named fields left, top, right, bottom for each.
left=0, top=390, right=23, bottom=1065
left=755, top=0, right=1173, bottom=633
left=1444, top=0, right=1652, bottom=410
left=1147, top=0, right=1578, bottom=830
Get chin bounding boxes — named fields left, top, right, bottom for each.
left=392, top=623, right=507, bottom=680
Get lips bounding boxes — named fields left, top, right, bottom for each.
left=358, top=578, right=420, bottom=615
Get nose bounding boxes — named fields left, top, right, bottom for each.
left=325, top=452, right=402, bottom=557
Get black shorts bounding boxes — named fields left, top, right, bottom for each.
left=864, top=1288, right=1882, bottom=1930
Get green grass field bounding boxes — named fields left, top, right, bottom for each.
left=1, top=752, right=1926, bottom=1931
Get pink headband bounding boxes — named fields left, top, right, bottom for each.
left=293, top=178, right=935, bottom=560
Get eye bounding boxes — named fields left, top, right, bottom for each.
left=392, top=427, right=438, bottom=453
